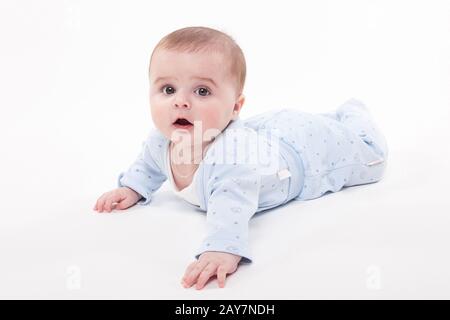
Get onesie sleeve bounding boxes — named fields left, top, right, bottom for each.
left=117, top=132, right=167, bottom=205
left=194, top=163, right=261, bottom=264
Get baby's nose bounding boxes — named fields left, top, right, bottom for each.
left=175, top=102, right=190, bottom=109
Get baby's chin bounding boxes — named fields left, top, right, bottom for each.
left=169, top=127, right=200, bottom=145
left=169, top=129, right=218, bottom=147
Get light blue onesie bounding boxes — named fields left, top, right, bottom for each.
left=118, top=98, right=388, bottom=263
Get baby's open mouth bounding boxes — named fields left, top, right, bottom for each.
left=173, top=118, right=193, bottom=128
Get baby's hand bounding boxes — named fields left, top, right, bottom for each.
left=93, top=187, right=142, bottom=213
left=181, top=251, right=242, bottom=290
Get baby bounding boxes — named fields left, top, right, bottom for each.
left=93, top=26, right=388, bottom=290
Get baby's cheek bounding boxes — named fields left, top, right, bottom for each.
left=200, top=108, right=225, bottom=132
left=150, top=103, right=170, bottom=134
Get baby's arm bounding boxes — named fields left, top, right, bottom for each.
left=182, top=163, right=261, bottom=289
left=93, top=131, right=167, bottom=212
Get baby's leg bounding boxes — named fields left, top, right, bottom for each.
left=321, top=98, right=388, bottom=189
left=334, top=98, right=388, bottom=160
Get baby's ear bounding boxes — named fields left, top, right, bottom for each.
left=233, top=94, right=245, bottom=118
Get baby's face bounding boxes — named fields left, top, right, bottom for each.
left=149, top=49, right=244, bottom=146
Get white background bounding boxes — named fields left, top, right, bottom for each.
left=0, top=0, right=449, bottom=299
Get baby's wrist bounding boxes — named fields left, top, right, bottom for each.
left=122, top=186, right=143, bottom=199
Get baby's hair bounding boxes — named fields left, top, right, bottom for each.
left=149, top=26, right=246, bottom=95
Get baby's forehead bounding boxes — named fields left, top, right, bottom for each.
left=156, top=48, right=230, bottom=66
left=152, top=50, right=233, bottom=78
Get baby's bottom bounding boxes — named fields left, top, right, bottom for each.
left=306, top=99, right=388, bottom=200
left=249, top=99, right=389, bottom=200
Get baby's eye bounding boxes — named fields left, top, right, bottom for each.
left=162, top=85, right=175, bottom=95
left=161, top=85, right=211, bottom=96
left=195, top=87, right=211, bottom=97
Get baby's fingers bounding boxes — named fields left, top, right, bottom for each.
left=182, top=261, right=197, bottom=283
left=104, top=195, right=119, bottom=212
left=95, top=194, right=108, bottom=213
left=115, top=196, right=136, bottom=210
left=217, top=265, right=228, bottom=288
left=195, top=263, right=218, bottom=290
left=182, top=260, right=208, bottom=288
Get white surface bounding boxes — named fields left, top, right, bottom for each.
left=1, top=0, right=449, bottom=299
